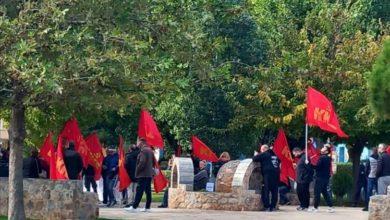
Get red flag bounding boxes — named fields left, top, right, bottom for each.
left=138, top=109, right=164, bottom=149
left=39, top=132, right=54, bottom=165
left=118, top=135, right=131, bottom=192
left=387, top=145, right=390, bottom=155
left=85, top=133, right=104, bottom=180
left=191, top=136, right=219, bottom=162
left=52, top=135, right=69, bottom=180
left=59, top=118, right=89, bottom=167
left=153, top=162, right=168, bottom=193
left=273, top=129, right=296, bottom=184
left=306, top=87, right=348, bottom=138
left=307, top=141, right=320, bottom=166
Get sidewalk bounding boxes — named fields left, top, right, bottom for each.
left=99, top=206, right=369, bottom=220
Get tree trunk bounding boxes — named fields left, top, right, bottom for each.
left=349, top=139, right=365, bottom=204
left=8, top=84, right=26, bottom=220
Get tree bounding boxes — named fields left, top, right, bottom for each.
left=368, top=39, right=390, bottom=119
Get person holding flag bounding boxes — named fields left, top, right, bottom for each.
left=63, top=142, right=83, bottom=180
left=253, top=144, right=280, bottom=212
left=310, top=144, right=334, bottom=213
left=292, top=147, right=314, bottom=211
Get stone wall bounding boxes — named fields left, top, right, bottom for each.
left=0, top=178, right=98, bottom=220
left=169, top=184, right=262, bottom=211
left=369, top=185, right=390, bottom=220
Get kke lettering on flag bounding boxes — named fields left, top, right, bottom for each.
left=39, top=132, right=55, bottom=166
left=59, top=118, right=90, bottom=167
left=118, top=135, right=131, bottom=191
left=191, top=136, right=219, bottom=162
left=52, top=135, right=69, bottom=180
left=85, top=133, right=104, bottom=180
left=138, top=109, right=164, bottom=149
left=306, top=87, right=348, bottom=138
left=273, top=129, right=296, bottom=185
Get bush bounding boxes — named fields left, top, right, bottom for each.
left=332, top=163, right=353, bottom=199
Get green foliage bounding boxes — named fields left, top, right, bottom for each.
left=369, top=39, right=390, bottom=119
left=332, top=163, right=354, bottom=199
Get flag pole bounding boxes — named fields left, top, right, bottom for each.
left=305, top=124, right=309, bottom=164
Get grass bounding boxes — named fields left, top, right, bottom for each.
left=140, top=191, right=164, bottom=203
left=0, top=216, right=6, bottom=220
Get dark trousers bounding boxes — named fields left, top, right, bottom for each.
left=84, top=176, right=97, bottom=193
left=133, top=177, right=152, bottom=209
left=365, top=178, right=378, bottom=208
left=297, top=182, right=310, bottom=208
left=103, top=176, right=108, bottom=203
left=261, top=172, right=279, bottom=209
left=107, top=177, right=117, bottom=203
left=353, top=180, right=367, bottom=205
left=161, top=189, right=169, bottom=207
left=278, top=185, right=290, bottom=204
left=314, top=178, right=333, bottom=208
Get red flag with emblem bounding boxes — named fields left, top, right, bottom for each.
left=39, top=132, right=54, bottom=165
left=85, top=133, right=104, bottom=180
left=307, top=141, right=320, bottom=166
left=153, top=162, right=168, bottom=193
left=273, top=129, right=296, bottom=184
left=191, top=136, right=218, bottom=162
left=138, top=109, right=164, bottom=149
left=59, top=117, right=89, bottom=167
left=306, top=87, right=348, bottom=138
left=118, top=135, right=131, bottom=191
left=52, top=135, right=69, bottom=180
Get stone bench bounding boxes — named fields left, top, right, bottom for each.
left=0, top=178, right=98, bottom=220
left=168, top=158, right=263, bottom=211
left=369, top=185, right=390, bottom=220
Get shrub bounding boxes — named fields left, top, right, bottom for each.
left=332, top=163, right=353, bottom=199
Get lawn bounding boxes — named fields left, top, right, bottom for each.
left=140, top=191, right=164, bottom=203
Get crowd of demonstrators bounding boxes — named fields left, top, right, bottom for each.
left=311, top=144, right=334, bottom=213
left=102, top=147, right=119, bottom=207
left=125, top=138, right=155, bottom=213
left=253, top=144, right=281, bottom=212
left=22, top=149, right=42, bottom=178
left=123, top=144, right=140, bottom=208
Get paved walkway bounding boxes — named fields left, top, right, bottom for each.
left=99, top=206, right=368, bottom=220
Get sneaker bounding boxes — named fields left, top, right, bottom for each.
left=297, top=206, right=308, bottom=211
left=309, top=208, right=318, bottom=213
left=140, top=208, right=151, bottom=212
left=158, top=205, right=167, bottom=208
left=362, top=207, right=368, bottom=211
left=124, top=206, right=139, bottom=213
left=327, top=207, right=335, bottom=213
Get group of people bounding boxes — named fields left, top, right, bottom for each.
left=253, top=143, right=334, bottom=212
left=353, top=143, right=390, bottom=211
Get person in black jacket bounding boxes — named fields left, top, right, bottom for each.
left=376, top=144, right=390, bottom=195
left=23, top=149, right=42, bottom=178
left=83, top=165, right=97, bottom=193
left=124, top=144, right=140, bottom=207
left=64, top=142, right=83, bottom=180
left=310, top=144, right=334, bottom=213
left=293, top=147, right=313, bottom=211
left=353, top=162, right=367, bottom=206
left=253, top=144, right=280, bottom=212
